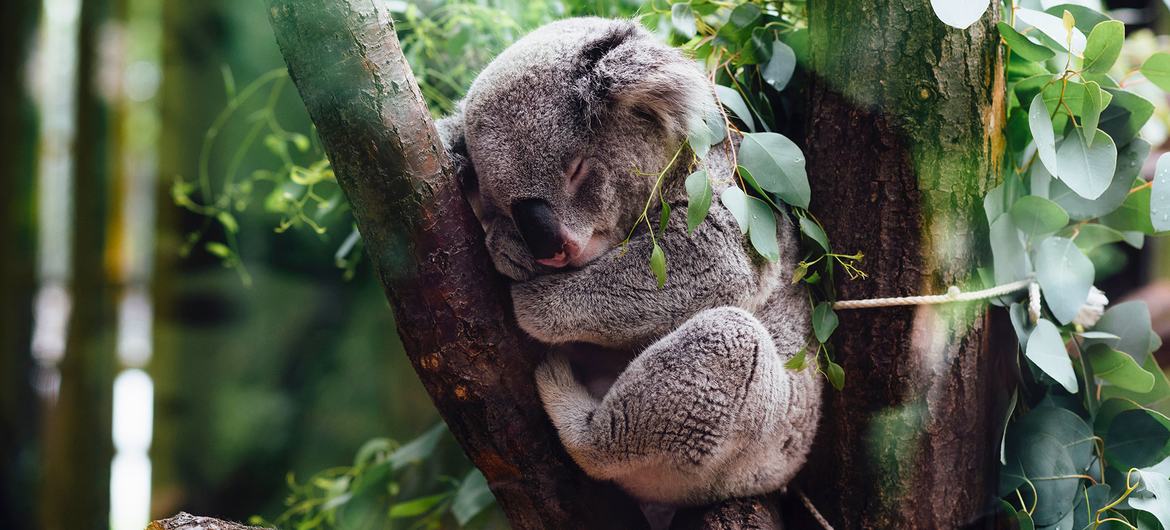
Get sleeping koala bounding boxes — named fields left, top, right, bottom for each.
left=436, top=17, right=822, bottom=506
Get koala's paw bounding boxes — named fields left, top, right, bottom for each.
left=511, top=281, right=570, bottom=343
left=534, top=354, right=583, bottom=404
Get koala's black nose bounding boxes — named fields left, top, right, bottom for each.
left=511, top=198, right=564, bottom=260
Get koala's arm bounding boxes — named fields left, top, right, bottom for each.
left=512, top=194, right=762, bottom=348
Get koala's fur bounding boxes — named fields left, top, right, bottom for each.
left=437, top=17, right=822, bottom=505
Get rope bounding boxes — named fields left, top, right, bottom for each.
left=831, top=279, right=1034, bottom=310
left=797, top=490, right=835, bottom=530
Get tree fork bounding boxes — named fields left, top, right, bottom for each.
left=800, top=0, right=1006, bottom=528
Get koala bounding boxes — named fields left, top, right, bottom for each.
left=436, top=17, right=822, bottom=506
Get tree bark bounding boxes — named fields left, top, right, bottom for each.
left=265, top=1, right=649, bottom=528
left=799, top=0, right=1005, bottom=529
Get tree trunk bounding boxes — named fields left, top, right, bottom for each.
left=799, top=0, right=1005, bottom=528
left=264, top=2, right=647, bottom=528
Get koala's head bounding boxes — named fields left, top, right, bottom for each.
left=437, top=18, right=713, bottom=281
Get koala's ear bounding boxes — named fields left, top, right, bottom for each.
left=573, top=22, right=711, bottom=137
left=436, top=104, right=484, bottom=218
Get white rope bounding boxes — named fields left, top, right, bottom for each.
left=832, top=279, right=1033, bottom=310
left=797, top=490, right=836, bottom=530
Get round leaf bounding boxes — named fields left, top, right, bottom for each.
left=1034, top=237, right=1094, bottom=325
left=670, top=3, right=697, bottom=38
left=1055, top=129, right=1117, bottom=200
left=714, top=85, right=755, bottom=132
left=812, top=302, right=838, bottom=343
left=1151, top=153, right=1170, bottom=232
left=1016, top=8, right=1087, bottom=56
left=745, top=196, right=780, bottom=261
left=1029, top=94, right=1059, bottom=177
left=1083, top=20, right=1124, bottom=74
left=1141, top=52, right=1170, bottom=93
left=762, top=40, right=796, bottom=91
left=930, top=0, right=990, bottom=29
left=719, top=186, right=750, bottom=234
left=1009, top=196, right=1069, bottom=237
left=738, top=132, right=810, bottom=208
left=1105, top=409, right=1170, bottom=470
left=1086, top=344, right=1156, bottom=393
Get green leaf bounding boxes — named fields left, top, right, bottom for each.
left=1089, top=301, right=1153, bottom=363
left=720, top=186, right=750, bottom=234
left=1105, top=409, right=1170, bottom=470
left=826, top=361, right=845, bottom=390
left=1011, top=434, right=1081, bottom=525
left=1079, top=81, right=1104, bottom=145
left=1100, top=89, right=1154, bottom=146
left=658, top=201, right=671, bottom=234
left=650, top=242, right=667, bottom=288
left=997, top=22, right=1055, bottom=62
left=799, top=216, right=830, bottom=252
left=1142, top=52, right=1170, bottom=92
left=685, top=170, right=712, bottom=234
left=451, top=469, right=495, bottom=526
left=729, top=2, right=762, bottom=28
left=714, top=85, right=755, bottom=132
left=746, top=196, right=780, bottom=261
left=216, top=211, right=239, bottom=234
left=1132, top=470, right=1170, bottom=530
left=1009, top=196, right=1069, bottom=237
left=353, top=438, right=393, bottom=467
left=1016, top=8, right=1087, bottom=56
left=389, top=493, right=447, bottom=519
left=670, top=3, right=697, bottom=38
left=1070, top=223, right=1123, bottom=251
left=1082, top=20, right=1124, bottom=74
left=738, top=132, right=809, bottom=208
left=762, top=40, right=796, bottom=91
left=1034, top=237, right=1094, bottom=325
left=1101, top=182, right=1154, bottom=234
left=1025, top=318, right=1079, bottom=393
left=1056, top=129, right=1117, bottom=200
left=1009, top=405, right=1096, bottom=472
left=784, top=347, right=808, bottom=370
left=687, top=104, right=727, bottom=159
left=389, top=422, right=445, bottom=471
left=1029, top=94, right=1059, bottom=178
left=1050, top=138, right=1149, bottom=220
left=1102, top=356, right=1170, bottom=416
left=812, top=302, right=839, bottom=343
left=989, top=216, right=1030, bottom=286
left=1152, top=153, right=1170, bottom=232
left=1086, top=344, right=1156, bottom=393
left=205, top=242, right=231, bottom=258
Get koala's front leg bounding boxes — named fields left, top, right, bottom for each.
left=513, top=203, right=760, bottom=348
left=535, top=307, right=819, bottom=504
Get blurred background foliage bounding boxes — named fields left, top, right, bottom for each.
left=5, top=0, right=1170, bottom=529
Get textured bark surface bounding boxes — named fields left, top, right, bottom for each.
left=800, top=0, right=1005, bottom=528
left=265, top=1, right=649, bottom=528
left=148, top=513, right=270, bottom=530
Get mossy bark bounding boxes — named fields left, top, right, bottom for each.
left=265, top=1, right=648, bottom=528
left=800, top=1, right=1006, bottom=528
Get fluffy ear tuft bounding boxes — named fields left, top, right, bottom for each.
left=573, top=22, right=713, bottom=138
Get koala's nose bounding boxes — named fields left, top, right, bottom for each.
left=511, top=198, right=565, bottom=261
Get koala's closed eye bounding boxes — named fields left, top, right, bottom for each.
left=566, top=157, right=590, bottom=192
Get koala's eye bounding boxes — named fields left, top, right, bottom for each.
left=566, top=157, right=590, bottom=191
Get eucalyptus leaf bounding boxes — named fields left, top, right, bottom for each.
left=930, top=0, right=990, bottom=29
left=1034, top=237, right=1094, bottom=325
left=826, top=361, right=845, bottom=390
left=1099, top=89, right=1154, bottom=146
left=1010, top=196, right=1069, bottom=237
left=1055, top=129, right=1117, bottom=200
left=389, top=422, right=446, bottom=471
left=1082, top=20, right=1124, bottom=74
left=650, top=242, right=667, bottom=288
left=812, top=302, right=839, bottom=343
left=1079, top=81, right=1103, bottom=145
left=997, top=22, right=1055, bottom=62
left=1050, top=138, right=1148, bottom=220
left=1016, top=8, right=1087, bottom=56
left=746, top=196, right=780, bottom=261
left=1069, top=223, right=1123, bottom=251
left=738, top=132, right=810, bottom=208
left=799, top=216, right=830, bottom=252
left=1105, top=409, right=1170, bottom=470
left=1101, top=182, right=1154, bottom=234
left=720, top=186, right=750, bottom=234
left=990, top=216, right=1030, bottom=286
left=1085, top=344, right=1156, bottom=393
left=762, top=40, right=796, bottom=91
left=1132, top=470, right=1170, bottom=529
left=452, top=469, right=495, bottom=525
left=670, top=3, right=697, bottom=38
left=1012, top=434, right=1081, bottom=525
left=1029, top=94, right=1060, bottom=178
left=685, top=170, right=713, bottom=234
left=714, top=84, right=756, bottom=132
left=1025, top=318, right=1079, bottom=393
left=1088, top=301, right=1153, bottom=364
left=784, top=347, right=808, bottom=370
left=389, top=493, right=447, bottom=519
left=1151, top=153, right=1170, bottom=232
left=1141, top=52, right=1170, bottom=93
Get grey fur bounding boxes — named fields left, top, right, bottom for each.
left=438, top=17, right=822, bottom=505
